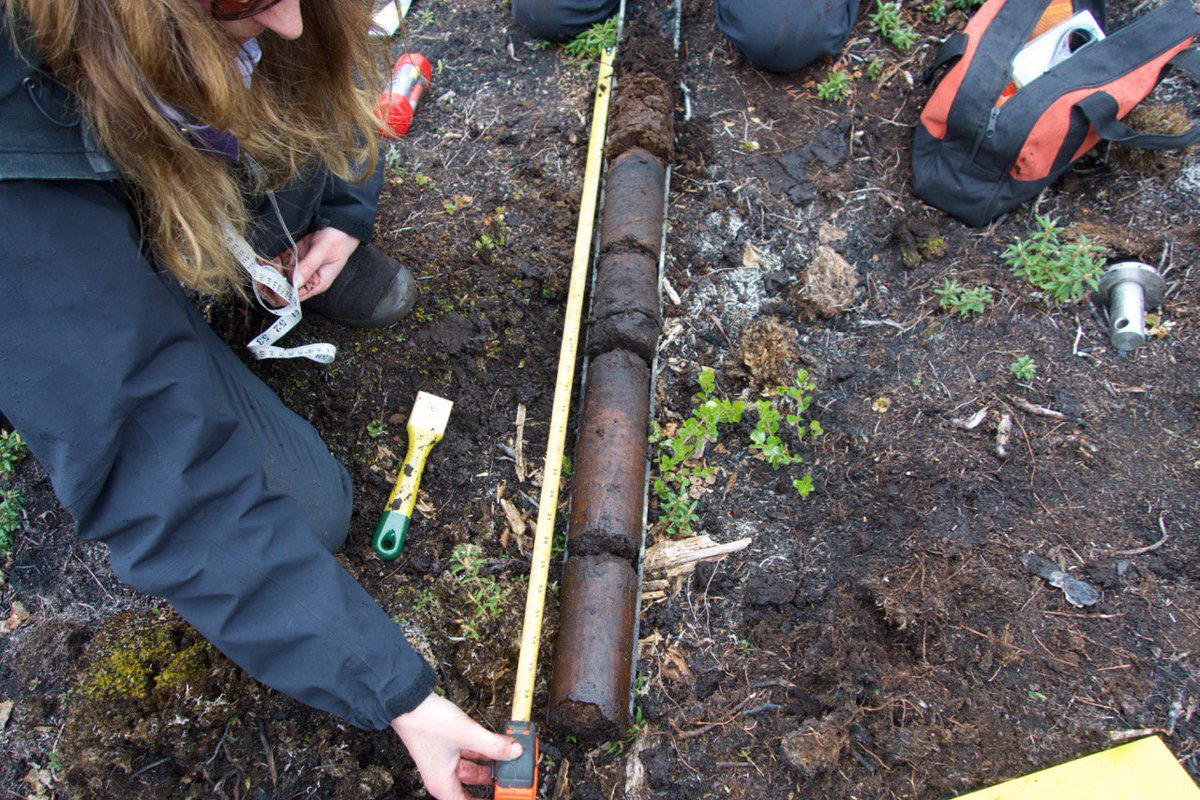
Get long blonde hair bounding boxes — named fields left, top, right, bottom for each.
left=4, top=0, right=384, bottom=295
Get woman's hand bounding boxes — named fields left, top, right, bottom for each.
left=257, top=227, right=360, bottom=307
left=289, top=227, right=360, bottom=302
left=390, top=693, right=523, bottom=800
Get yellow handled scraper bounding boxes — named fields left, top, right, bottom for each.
left=373, top=391, right=453, bottom=559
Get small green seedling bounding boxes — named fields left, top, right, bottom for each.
left=448, top=543, right=508, bottom=640
left=442, top=194, right=473, bottom=214
left=935, top=279, right=994, bottom=316
left=0, top=430, right=27, bottom=476
left=602, top=706, right=646, bottom=756
left=0, top=491, right=22, bottom=557
left=366, top=420, right=386, bottom=438
left=817, top=70, right=853, bottom=103
left=1009, top=356, right=1037, bottom=382
left=1002, top=214, right=1105, bottom=304
left=562, top=16, right=617, bottom=65
left=926, top=0, right=948, bottom=21
left=475, top=207, right=508, bottom=252
left=872, top=1, right=920, bottom=49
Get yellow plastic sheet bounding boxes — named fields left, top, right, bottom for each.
left=957, top=737, right=1200, bottom=799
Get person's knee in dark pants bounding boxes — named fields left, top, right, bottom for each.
left=511, top=0, right=619, bottom=42
left=716, top=0, right=862, bottom=73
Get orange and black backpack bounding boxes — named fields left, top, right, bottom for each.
left=912, top=0, right=1200, bottom=227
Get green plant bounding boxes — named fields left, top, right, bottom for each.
left=602, top=706, right=646, bottom=756
left=650, top=369, right=745, bottom=537
left=1002, top=214, right=1105, bottom=304
left=384, top=146, right=404, bottom=174
left=1009, top=356, right=1037, bottom=382
left=366, top=420, right=386, bottom=438
left=935, top=279, right=994, bottom=316
left=0, top=430, right=27, bottom=476
left=442, top=194, right=473, bottom=214
left=561, top=16, right=618, bottom=65
left=415, top=8, right=435, bottom=26
left=750, top=371, right=822, bottom=485
left=926, top=0, right=948, bottom=21
left=0, top=491, right=22, bottom=557
left=475, top=207, right=508, bottom=252
left=651, top=369, right=822, bottom=537
left=817, top=69, right=853, bottom=102
left=871, top=1, right=920, bottom=49
left=865, top=60, right=885, bottom=81
left=448, top=544, right=508, bottom=640
left=951, top=0, right=984, bottom=9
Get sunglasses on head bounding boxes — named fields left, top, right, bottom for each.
left=210, top=0, right=285, bottom=21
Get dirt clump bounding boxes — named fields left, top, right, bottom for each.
left=894, top=216, right=949, bottom=267
left=779, top=710, right=852, bottom=776
left=792, top=245, right=858, bottom=319
left=1108, top=103, right=1197, bottom=174
left=738, top=316, right=799, bottom=390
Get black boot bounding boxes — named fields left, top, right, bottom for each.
left=303, top=245, right=416, bottom=328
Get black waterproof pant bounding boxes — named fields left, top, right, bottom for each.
left=512, top=0, right=861, bottom=73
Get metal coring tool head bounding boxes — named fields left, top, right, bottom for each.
left=1096, top=261, right=1165, bottom=353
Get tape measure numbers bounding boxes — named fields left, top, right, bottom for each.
left=508, top=44, right=616, bottom=727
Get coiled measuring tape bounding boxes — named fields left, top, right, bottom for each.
left=223, top=222, right=337, bottom=364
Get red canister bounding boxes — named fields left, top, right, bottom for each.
left=375, top=53, right=432, bottom=138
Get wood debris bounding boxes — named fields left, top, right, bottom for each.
left=642, top=535, right=751, bottom=600
left=645, top=534, right=752, bottom=576
left=950, top=406, right=989, bottom=430
left=500, top=497, right=527, bottom=543
left=1011, top=396, right=1069, bottom=420
left=514, top=403, right=527, bottom=481
left=995, top=413, right=1013, bottom=458
left=0, top=600, right=32, bottom=637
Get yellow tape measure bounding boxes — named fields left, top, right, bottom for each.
left=509, top=46, right=616, bottom=724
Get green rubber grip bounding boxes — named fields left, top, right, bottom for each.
left=373, top=510, right=410, bottom=560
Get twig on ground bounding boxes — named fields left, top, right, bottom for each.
left=514, top=403, right=527, bottom=481
left=130, top=757, right=171, bottom=779
left=257, top=718, right=278, bottom=788
left=72, top=551, right=116, bottom=602
left=205, top=718, right=234, bottom=766
left=994, top=413, right=1013, bottom=458
left=1108, top=727, right=1163, bottom=742
left=1011, top=396, right=1068, bottom=420
left=950, top=406, right=989, bottom=430
left=672, top=694, right=758, bottom=738
left=1112, top=514, right=1170, bottom=556
left=1113, top=532, right=1169, bottom=557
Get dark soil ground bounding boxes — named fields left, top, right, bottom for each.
left=4, top=0, right=1200, bottom=798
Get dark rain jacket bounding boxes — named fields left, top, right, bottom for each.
left=0, top=25, right=435, bottom=729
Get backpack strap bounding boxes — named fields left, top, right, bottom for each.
left=1075, top=49, right=1200, bottom=150
left=921, top=32, right=969, bottom=84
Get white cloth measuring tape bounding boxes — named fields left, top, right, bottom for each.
left=223, top=222, right=337, bottom=363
